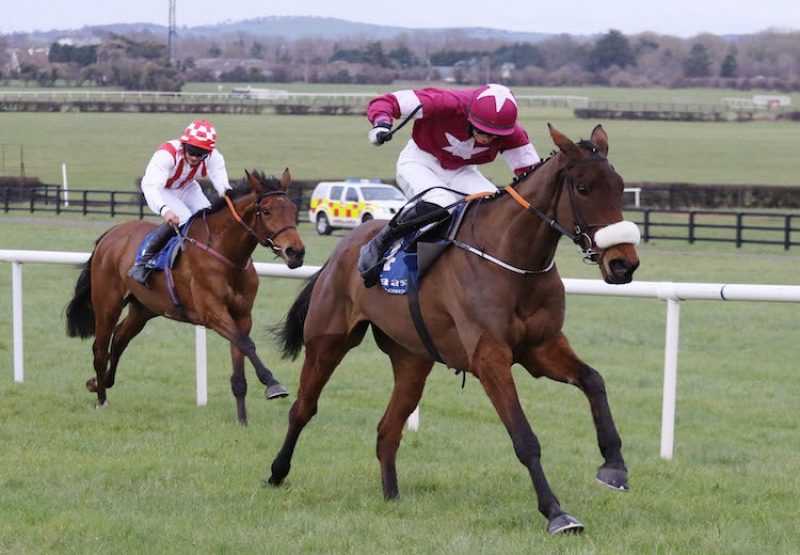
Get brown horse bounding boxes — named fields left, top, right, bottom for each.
left=65, top=169, right=305, bottom=425
left=268, top=125, right=640, bottom=534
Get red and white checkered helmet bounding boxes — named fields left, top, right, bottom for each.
left=180, top=119, right=216, bottom=151
left=467, top=84, right=518, bottom=137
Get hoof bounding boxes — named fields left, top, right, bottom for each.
left=265, top=384, right=290, bottom=400
left=85, top=377, right=98, bottom=392
left=548, top=513, right=584, bottom=535
left=596, top=466, right=629, bottom=492
left=95, top=400, right=108, bottom=410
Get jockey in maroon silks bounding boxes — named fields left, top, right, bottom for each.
left=358, top=83, right=542, bottom=287
left=128, top=119, right=232, bottom=286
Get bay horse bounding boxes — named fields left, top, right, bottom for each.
left=268, top=125, right=640, bottom=534
left=65, top=169, right=305, bottom=425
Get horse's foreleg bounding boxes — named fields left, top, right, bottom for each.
left=269, top=333, right=352, bottom=487
left=229, top=344, right=248, bottom=425
left=374, top=330, right=434, bottom=500
left=236, top=334, right=288, bottom=399
left=204, top=311, right=288, bottom=400
left=519, top=332, right=628, bottom=491
left=473, top=336, right=583, bottom=535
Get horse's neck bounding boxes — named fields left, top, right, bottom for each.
left=464, top=157, right=564, bottom=272
left=200, top=196, right=259, bottom=266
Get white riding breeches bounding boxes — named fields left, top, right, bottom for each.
left=395, top=140, right=498, bottom=208
left=156, top=182, right=211, bottom=225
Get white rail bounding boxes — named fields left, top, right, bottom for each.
left=2, top=249, right=799, bottom=460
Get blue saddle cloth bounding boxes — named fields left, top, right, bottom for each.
left=378, top=202, right=470, bottom=295
left=134, top=220, right=193, bottom=271
left=139, top=235, right=181, bottom=270
left=380, top=245, right=417, bottom=295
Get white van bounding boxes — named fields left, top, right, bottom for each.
left=308, top=179, right=407, bottom=235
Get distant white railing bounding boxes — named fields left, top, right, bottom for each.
left=2, top=249, right=799, bottom=460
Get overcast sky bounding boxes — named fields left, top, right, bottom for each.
left=3, top=0, right=798, bottom=38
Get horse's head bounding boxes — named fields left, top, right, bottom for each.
left=244, top=168, right=305, bottom=269
left=550, top=124, right=640, bottom=284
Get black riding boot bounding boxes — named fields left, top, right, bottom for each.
left=127, top=223, right=176, bottom=287
left=358, top=201, right=449, bottom=288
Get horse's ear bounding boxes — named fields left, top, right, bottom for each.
left=280, top=167, right=291, bottom=191
left=590, top=124, right=609, bottom=156
left=245, top=169, right=261, bottom=194
left=547, top=123, right=579, bottom=160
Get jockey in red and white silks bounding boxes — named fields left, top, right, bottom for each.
left=129, top=119, right=232, bottom=286
left=366, top=84, right=541, bottom=207
left=141, top=123, right=232, bottom=226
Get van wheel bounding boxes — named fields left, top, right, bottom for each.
left=361, top=213, right=373, bottom=223
left=316, top=213, right=332, bottom=235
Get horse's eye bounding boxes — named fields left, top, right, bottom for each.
left=576, top=183, right=589, bottom=195
left=262, top=209, right=271, bottom=217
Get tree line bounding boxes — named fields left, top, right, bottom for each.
left=2, top=27, right=799, bottom=92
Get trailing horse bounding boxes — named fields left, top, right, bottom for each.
left=65, top=169, right=305, bottom=425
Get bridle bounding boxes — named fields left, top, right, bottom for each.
left=224, top=191, right=297, bottom=255
left=504, top=147, right=617, bottom=263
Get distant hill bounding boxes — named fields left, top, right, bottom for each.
left=184, top=16, right=559, bottom=42
left=9, top=15, right=563, bottom=44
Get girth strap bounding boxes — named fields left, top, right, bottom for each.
left=407, top=267, right=444, bottom=364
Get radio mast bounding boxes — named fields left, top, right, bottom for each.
left=167, top=0, right=177, bottom=63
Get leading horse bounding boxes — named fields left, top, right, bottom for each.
left=268, top=125, right=640, bottom=534
left=65, top=169, right=305, bottom=425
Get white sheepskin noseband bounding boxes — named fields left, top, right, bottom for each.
left=594, top=220, right=641, bottom=248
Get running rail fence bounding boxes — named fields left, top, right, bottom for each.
left=2, top=249, right=800, bottom=460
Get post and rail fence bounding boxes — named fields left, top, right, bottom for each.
left=3, top=184, right=799, bottom=250
left=2, top=249, right=800, bottom=461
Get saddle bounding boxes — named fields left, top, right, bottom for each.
left=379, top=203, right=469, bottom=295
left=133, top=219, right=195, bottom=319
left=133, top=217, right=196, bottom=273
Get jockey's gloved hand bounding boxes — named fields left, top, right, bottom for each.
left=368, top=123, right=392, bottom=146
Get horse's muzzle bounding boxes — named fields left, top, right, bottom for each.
left=600, top=244, right=639, bottom=284
left=285, top=247, right=305, bottom=269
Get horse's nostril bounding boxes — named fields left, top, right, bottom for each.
left=608, top=258, right=637, bottom=283
left=609, top=259, right=627, bottom=275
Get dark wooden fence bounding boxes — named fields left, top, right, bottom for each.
left=627, top=208, right=800, bottom=250
left=3, top=185, right=799, bottom=250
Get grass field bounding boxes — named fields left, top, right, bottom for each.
left=1, top=83, right=799, bottom=191
left=1, top=216, right=799, bottom=554
left=1, top=90, right=799, bottom=553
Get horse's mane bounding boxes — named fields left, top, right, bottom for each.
left=203, top=170, right=283, bottom=215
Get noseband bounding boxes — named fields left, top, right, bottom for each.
left=224, top=191, right=297, bottom=254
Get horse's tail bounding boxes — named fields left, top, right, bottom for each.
left=65, top=253, right=96, bottom=338
left=273, top=264, right=325, bottom=360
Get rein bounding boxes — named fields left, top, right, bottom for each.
left=224, top=191, right=297, bottom=255
left=503, top=151, right=614, bottom=262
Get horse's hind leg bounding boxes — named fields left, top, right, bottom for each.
left=373, top=328, right=434, bottom=500
left=519, top=332, right=628, bottom=491
left=106, top=300, right=157, bottom=389
left=88, top=299, right=125, bottom=407
left=268, top=326, right=365, bottom=486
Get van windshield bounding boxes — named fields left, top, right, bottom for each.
left=361, top=186, right=406, bottom=201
